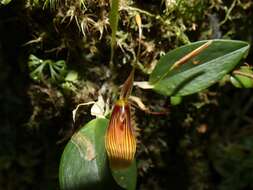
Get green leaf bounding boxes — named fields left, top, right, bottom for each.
left=65, top=70, right=78, bottom=82
left=111, top=158, right=137, bottom=189
left=149, top=39, right=250, bottom=96
left=230, top=66, right=253, bottom=88
left=0, top=0, right=11, bottom=5
left=112, top=160, right=137, bottom=190
left=170, top=96, right=182, bottom=105
left=28, top=54, right=66, bottom=82
left=109, top=0, right=120, bottom=63
left=59, top=118, right=137, bottom=190
left=59, top=118, right=115, bottom=190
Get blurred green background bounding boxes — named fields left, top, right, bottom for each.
left=0, top=0, right=253, bottom=189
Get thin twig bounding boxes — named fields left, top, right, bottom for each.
left=72, top=101, right=95, bottom=122
left=129, top=96, right=169, bottom=115
left=135, top=13, right=142, bottom=61
left=123, top=6, right=155, bottom=17
left=219, top=0, right=237, bottom=26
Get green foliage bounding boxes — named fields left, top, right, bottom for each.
left=59, top=118, right=137, bottom=190
left=0, top=0, right=11, bottom=5
left=230, top=66, right=253, bottom=88
left=28, top=54, right=67, bottom=82
left=170, top=96, right=182, bottom=105
left=112, top=160, right=137, bottom=190
left=64, top=70, right=78, bottom=82
left=149, top=40, right=249, bottom=96
left=111, top=160, right=137, bottom=190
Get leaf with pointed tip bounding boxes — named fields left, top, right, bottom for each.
left=149, top=39, right=250, bottom=96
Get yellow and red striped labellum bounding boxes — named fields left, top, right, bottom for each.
left=105, top=99, right=136, bottom=170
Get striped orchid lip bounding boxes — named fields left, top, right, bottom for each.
left=105, top=99, right=136, bottom=170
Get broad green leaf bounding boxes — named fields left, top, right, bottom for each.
left=112, top=160, right=137, bottom=190
left=59, top=118, right=137, bottom=190
left=59, top=119, right=115, bottom=190
left=109, top=0, right=120, bottom=63
left=149, top=39, right=250, bottom=96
